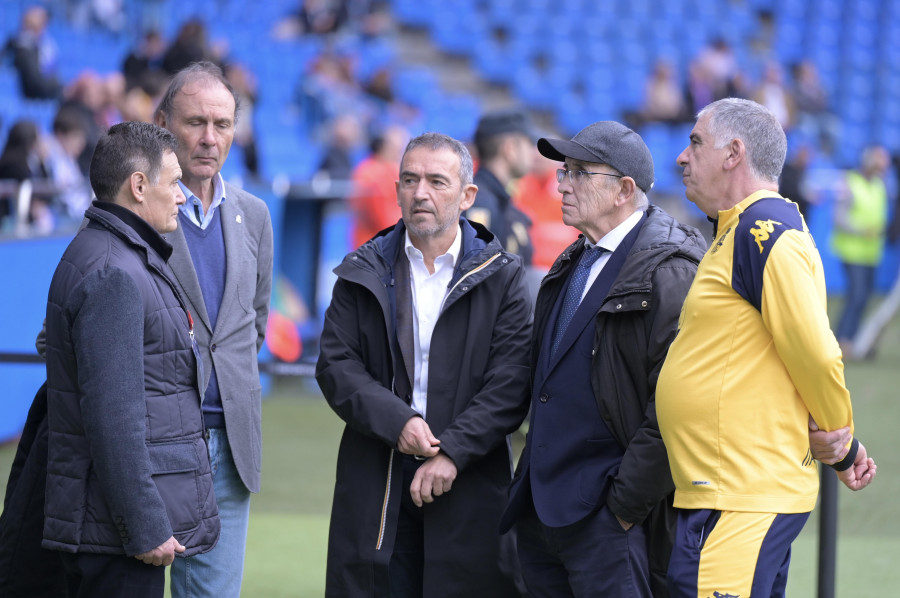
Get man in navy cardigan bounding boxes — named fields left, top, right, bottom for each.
left=154, top=62, right=273, bottom=598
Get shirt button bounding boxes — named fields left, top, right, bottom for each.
left=539, top=394, right=549, bottom=403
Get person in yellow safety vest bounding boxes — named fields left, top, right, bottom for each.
left=831, top=145, right=891, bottom=355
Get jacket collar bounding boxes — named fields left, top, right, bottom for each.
left=87, top=201, right=173, bottom=261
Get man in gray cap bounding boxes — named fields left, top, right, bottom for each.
left=465, top=109, right=536, bottom=268
left=499, top=120, right=707, bottom=597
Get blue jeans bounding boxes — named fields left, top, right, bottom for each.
left=170, top=428, right=251, bottom=598
left=836, top=262, right=876, bottom=342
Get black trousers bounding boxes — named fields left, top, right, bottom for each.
left=60, top=552, right=165, bottom=598
left=386, top=455, right=425, bottom=598
left=516, top=500, right=652, bottom=598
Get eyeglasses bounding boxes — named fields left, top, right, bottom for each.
left=556, top=168, right=624, bottom=184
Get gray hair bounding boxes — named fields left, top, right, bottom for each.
left=698, top=98, right=786, bottom=184
left=599, top=165, right=650, bottom=210
left=402, top=132, right=474, bottom=187
left=155, top=61, right=241, bottom=124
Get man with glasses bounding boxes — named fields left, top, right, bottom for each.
left=499, top=120, right=707, bottom=597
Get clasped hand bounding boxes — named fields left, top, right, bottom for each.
left=397, top=416, right=458, bottom=507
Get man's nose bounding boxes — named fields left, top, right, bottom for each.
left=199, top=124, right=216, bottom=146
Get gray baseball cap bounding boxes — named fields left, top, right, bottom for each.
left=538, top=121, right=655, bottom=192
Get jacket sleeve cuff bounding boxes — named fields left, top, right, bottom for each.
left=829, top=437, right=859, bottom=472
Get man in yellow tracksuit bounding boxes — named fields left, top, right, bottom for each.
left=657, top=98, right=877, bottom=598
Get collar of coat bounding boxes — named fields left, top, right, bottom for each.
left=337, top=217, right=511, bottom=290
left=86, top=201, right=174, bottom=262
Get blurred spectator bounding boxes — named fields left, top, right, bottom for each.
left=274, top=0, right=392, bottom=39
left=59, top=71, right=125, bottom=175
left=316, top=113, right=364, bottom=181
left=683, top=62, right=715, bottom=117
left=512, top=146, right=579, bottom=271
left=98, top=72, right=126, bottom=126
left=119, top=85, right=156, bottom=123
left=296, top=52, right=370, bottom=138
left=122, top=30, right=166, bottom=92
left=747, top=9, right=776, bottom=63
left=642, top=60, right=687, bottom=125
left=43, top=106, right=93, bottom=222
left=693, top=37, right=740, bottom=101
left=0, top=121, right=43, bottom=183
left=832, top=145, right=892, bottom=353
left=274, top=0, right=349, bottom=37
left=791, top=60, right=840, bottom=155
left=162, top=19, right=223, bottom=75
left=348, top=123, right=408, bottom=248
left=4, top=5, right=62, bottom=100
left=464, top=109, right=535, bottom=267
left=68, top=0, right=126, bottom=34
left=225, top=63, right=261, bottom=177
left=752, top=62, right=795, bottom=130
left=0, top=120, right=52, bottom=232
left=61, top=71, right=107, bottom=173
left=779, top=144, right=814, bottom=220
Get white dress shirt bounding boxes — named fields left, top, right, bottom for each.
left=580, top=209, right=644, bottom=301
left=404, top=226, right=462, bottom=418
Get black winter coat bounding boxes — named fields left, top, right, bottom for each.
left=316, top=219, right=532, bottom=597
left=43, top=202, right=219, bottom=557
left=531, top=205, right=707, bottom=596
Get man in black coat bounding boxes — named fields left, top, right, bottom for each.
left=316, top=132, right=532, bottom=597
left=500, top=121, right=707, bottom=597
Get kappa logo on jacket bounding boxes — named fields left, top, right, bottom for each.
left=749, top=219, right=782, bottom=253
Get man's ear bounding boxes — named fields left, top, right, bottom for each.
left=153, top=111, right=166, bottom=128
left=723, top=138, right=745, bottom=171
left=459, top=183, right=478, bottom=212
left=130, top=171, right=147, bottom=203
left=616, top=176, right=636, bottom=207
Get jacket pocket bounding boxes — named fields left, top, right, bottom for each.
left=147, top=440, right=205, bottom=533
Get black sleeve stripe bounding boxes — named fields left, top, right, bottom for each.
left=732, top=198, right=804, bottom=312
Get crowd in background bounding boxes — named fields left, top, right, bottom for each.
left=1, top=1, right=897, bottom=276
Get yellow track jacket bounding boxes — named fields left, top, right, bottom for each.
left=657, top=191, right=854, bottom=514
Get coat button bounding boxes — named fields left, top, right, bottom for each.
left=462, top=286, right=469, bottom=292
left=211, top=343, right=217, bottom=352
left=641, top=300, right=648, bottom=308
left=616, top=304, right=622, bottom=309
left=539, top=394, right=549, bottom=403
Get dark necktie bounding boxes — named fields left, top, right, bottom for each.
left=551, top=247, right=607, bottom=356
